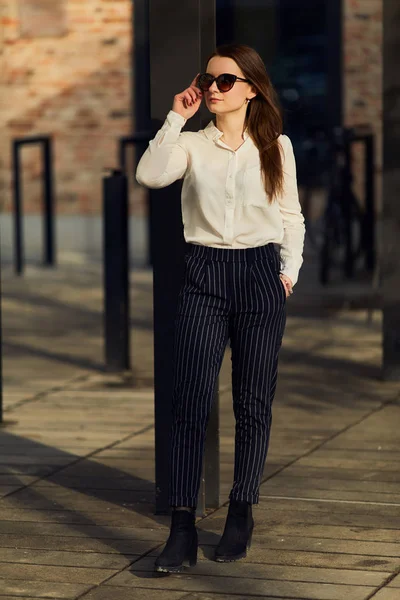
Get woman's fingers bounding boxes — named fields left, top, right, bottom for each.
left=174, top=77, right=203, bottom=116
left=188, top=89, right=198, bottom=103
left=190, top=74, right=203, bottom=97
left=192, top=84, right=202, bottom=96
left=190, top=73, right=200, bottom=88
left=279, top=274, right=293, bottom=297
left=184, top=89, right=201, bottom=106
left=184, top=92, right=193, bottom=105
left=172, top=78, right=202, bottom=118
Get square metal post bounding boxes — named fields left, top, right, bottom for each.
left=43, top=138, right=55, bottom=267
left=103, top=170, right=130, bottom=372
left=148, top=0, right=218, bottom=514
left=364, top=134, right=375, bottom=272
left=12, top=141, right=23, bottom=275
left=382, top=0, right=400, bottom=380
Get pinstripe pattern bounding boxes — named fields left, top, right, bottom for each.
left=169, top=243, right=286, bottom=507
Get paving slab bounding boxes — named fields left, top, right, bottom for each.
left=215, top=523, right=400, bottom=543
left=181, top=546, right=399, bottom=572
left=0, top=522, right=167, bottom=542
left=286, top=456, right=400, bottom=471
left=0, top=487, right=25, bottom=497
left=260, top=488, right=400, bottom=504
left=0, top=466, right=56, bottom=477
left=0, top=534, right=159, bottom=555
left=149, top=596, right=324, bottom=600
left=200, top=535, right=400, bottom=558
left=268, top=465, right=400, bottom=483
left=0, top=580, right=92, bottom=599
left=81, top=589, right=189, bottom=600
left=130, top=555, right=390, bottom=586
left=202, top=505, right=400, bottom=528
left=387, top=573, right=400, bottom=586
left=0, top=597, right=68, bottom=600
left=370, top=590, right=400, bottom=600
left=253, top=497, right=400, bottom=516
left=261, top=475, right=400, bottom=494
left=0, top=548, right=134, bottom=569
left=0, top=509, right=170, bottom=529
left=0, top=563, right=117, bottom=584
left=104, top=570, right=376, bottom=600
left=33, top=477, right=154, bottom=491
left=3, top=488, right=155, bottom=511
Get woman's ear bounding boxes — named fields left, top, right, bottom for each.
left=249, top=86, right=257, bottom=100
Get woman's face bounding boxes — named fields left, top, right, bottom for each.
left=204, top=56, right=255, bottom=116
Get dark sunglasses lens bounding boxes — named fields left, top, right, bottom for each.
left=198, top=74, right=213, bottom=91
left=217, top=74, right=235, bottom=92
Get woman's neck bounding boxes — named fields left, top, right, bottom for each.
left=215, top=108, right=247, bottom=143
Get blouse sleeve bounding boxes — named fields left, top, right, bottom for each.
left=277, top=135, right=306, bottom=287
left=135, top=110, right=189, bottom=189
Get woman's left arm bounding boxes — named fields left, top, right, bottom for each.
left=277, top=135, right=306, bottom=288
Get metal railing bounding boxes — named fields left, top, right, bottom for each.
left=119, top=132, right=153, bottom=172
left=101, top=133, right=153, bottom=371
left=319, top=125, right=375, bottom=284
left=119, top=133, right=154, bottom=266
left=12, top=136, right=56, bottom=275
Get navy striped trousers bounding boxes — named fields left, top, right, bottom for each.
left=169, top=242, right=287, bottom=507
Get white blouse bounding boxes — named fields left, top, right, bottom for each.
left=136, top=110, right=305, bottom=286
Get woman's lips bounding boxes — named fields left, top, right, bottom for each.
left=209, top=98, right=222, bottom=103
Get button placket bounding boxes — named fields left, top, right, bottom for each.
left=226, top=150, right=236, bottom=206
left=223, top=150, right=236, bottom=243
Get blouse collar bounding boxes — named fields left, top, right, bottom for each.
left=204, top=120, right=250, bottom=143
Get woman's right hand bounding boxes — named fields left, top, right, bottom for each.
left=172, top=74, right=203, bottom=121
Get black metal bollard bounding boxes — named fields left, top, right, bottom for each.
left=343, top=136, right=354, bottom=278
left=43, top=138, right=55, bottom=267
left=12, top=141, right=23, bottom=275
left=364, top=133, right=375, bottom=272
left=12, top=136, right=56, bottom=275
left=103, top=169, right=130, bottom=372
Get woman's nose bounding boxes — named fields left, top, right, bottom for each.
left=208, top=80, right=219, bottom=93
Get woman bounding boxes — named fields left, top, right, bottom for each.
left=136, top=43, right=305, bottom=573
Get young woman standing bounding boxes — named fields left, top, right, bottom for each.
left=136, top=43, right=305, bottom=573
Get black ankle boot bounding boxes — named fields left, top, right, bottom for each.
left=214, top=499, right=254, bottom=562
left=154, top=509, right=198, bottom=573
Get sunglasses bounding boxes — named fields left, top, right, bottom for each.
left=197, top=72, right=250, bottom=93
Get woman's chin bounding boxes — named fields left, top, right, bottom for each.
left=206, top=104, right=223, bottom=114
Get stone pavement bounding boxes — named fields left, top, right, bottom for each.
left=0, top=249, right=399, bottom=600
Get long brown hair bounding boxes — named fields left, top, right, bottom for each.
left=206, top=44, right=284, bottom=203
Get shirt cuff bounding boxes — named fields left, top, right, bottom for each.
left=167, top=110, right=187, bottom=129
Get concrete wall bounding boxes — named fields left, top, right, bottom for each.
left=0, top=213, right=148, bottom=267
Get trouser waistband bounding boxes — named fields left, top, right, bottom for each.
left=186, top=243, right=277, bottom=263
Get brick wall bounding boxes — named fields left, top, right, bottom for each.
left=343, top=0, right=382, bottom=211
left=0, top=0, right=137, bottom=216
